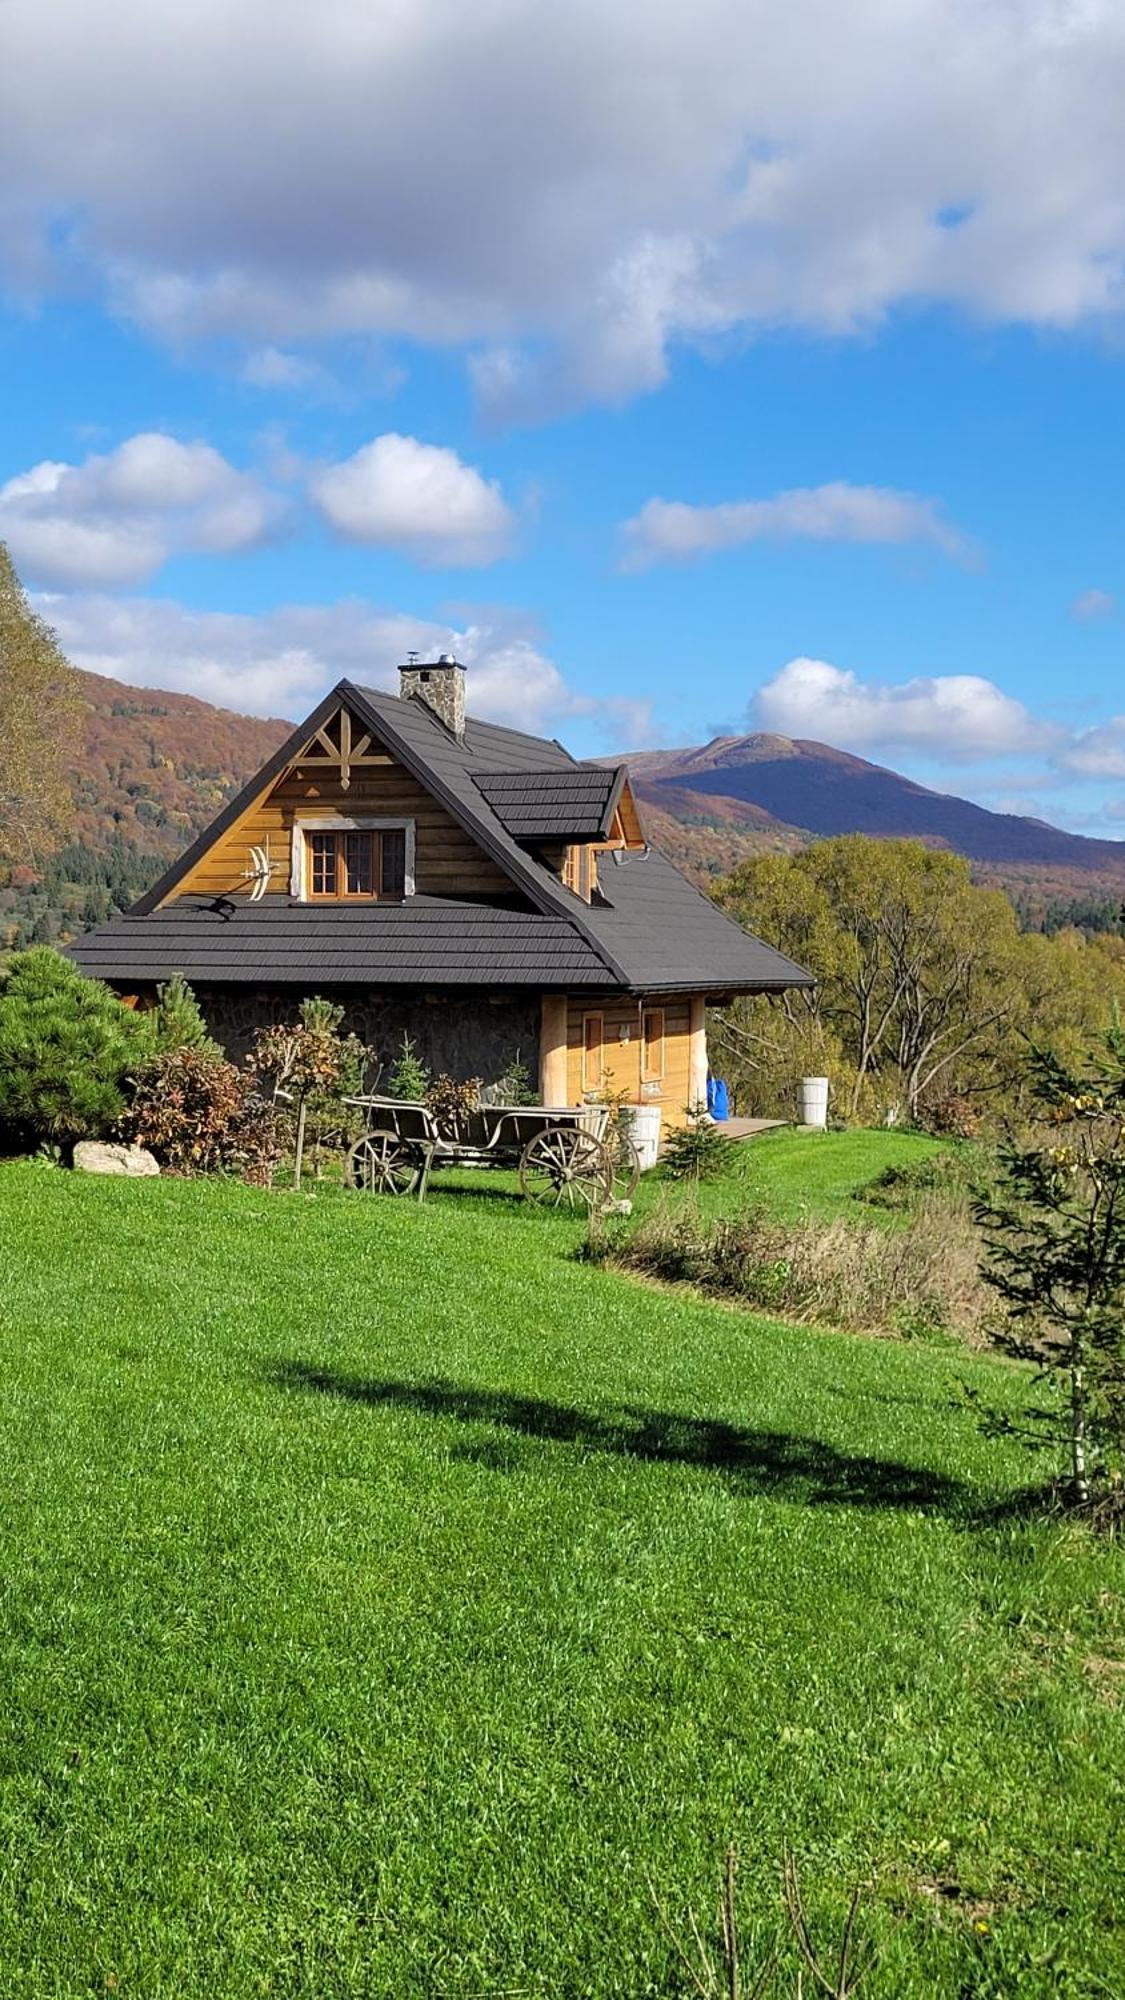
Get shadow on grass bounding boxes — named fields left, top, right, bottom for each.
left=273, top=1362, right=972, bottom=1513
left=423, top=1178, right=531, bottom=1209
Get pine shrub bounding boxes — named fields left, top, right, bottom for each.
left=489, top=1051, right=538, bottom=1106
left=0, top=947, right=154, bottom=1150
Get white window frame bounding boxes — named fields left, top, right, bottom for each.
left=290, top=816, right=416, bottom=901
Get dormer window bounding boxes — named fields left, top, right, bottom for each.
left=292, top=817, right=414, bottom=901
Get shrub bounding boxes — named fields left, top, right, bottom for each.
left=250, top=998, right=368, bottom=1186
left=489, top=1051, right=538, bottom=1106
left=384, top=1033, right=430, bottom=1101
left=858, top=1145, right=989, bottom=1213
left=974, top=1031, right=1125, bottom=1508
left=426, top=1074, right=482, bottom=1133
left=920, top=1093, right=982, bottom=1140
left=151, top=973, right=220, bottom=1055
left=662, top=1107, right=737, bottom=1182
left=121, top=1046, right=283, bottom=1182
left=588, top=1187, right=992, bottom=1342
left=0, top=947, right=153, bottom=1150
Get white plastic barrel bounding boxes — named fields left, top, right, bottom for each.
left=799, top=1076, right=829, bottom=1129
left=620, top=1103, right=663, bottom=1172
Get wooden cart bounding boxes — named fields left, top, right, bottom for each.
left=343, top=1097, right=640, bottom=1209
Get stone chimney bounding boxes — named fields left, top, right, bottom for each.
left=398, top=654, right=466, bottom=741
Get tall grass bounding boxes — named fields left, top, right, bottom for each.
left=589, top=1187, right=993, bottom=1343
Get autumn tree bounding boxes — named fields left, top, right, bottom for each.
left=0, top=544, right=81, bottom=864
left=712, top=836, right=1118, bottom=1127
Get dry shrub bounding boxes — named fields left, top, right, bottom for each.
left=594, top=1188, right=994, bottom=1343
left=122, top=1046, right=284, bottom=1184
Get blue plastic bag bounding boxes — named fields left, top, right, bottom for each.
left=707, top=1075, right=730, bottom=1122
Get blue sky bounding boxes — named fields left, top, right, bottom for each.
left=2, top=1, right=1125, bottom=834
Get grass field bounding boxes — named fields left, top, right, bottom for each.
left=1, top=1133, right=1123, bottom=1997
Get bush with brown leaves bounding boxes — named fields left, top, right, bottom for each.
left=121, top=1046, right=283, bottom=1183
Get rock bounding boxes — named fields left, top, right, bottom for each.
left=72, top=1141, right=160, bottom=1178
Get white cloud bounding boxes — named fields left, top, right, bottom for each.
left=4, top=3, right=1125, bottom=407
left=240, top=347, right=329, bottom=392
left=1070, top=586, right=1116, bottom=620
left=38, top=591, right=651, bottom=748
left=0, top=432, right=285, bottom=587
left=311, top=433, right=515, bottom=565
left=620, top=482, right=972, bottom=569
left=1056, top=716, right=1125, bottom=779
left=753, top=657, right=1061, bottom=762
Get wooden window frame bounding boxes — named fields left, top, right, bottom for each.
left=307, top=829, right=342, bottom=899
left=291, top=815, right=416, bottom=901
left=563, top=844, right=595, bottom=902
left=642, top=1007, right=665, bottom=1083
left=581, top=1012, right=604, bottom=1092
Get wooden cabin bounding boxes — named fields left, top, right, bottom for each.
left=70, top=660, right=812, bottom=1125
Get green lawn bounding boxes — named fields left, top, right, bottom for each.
left=1, top=1135, right=1122, bottom=1997
left=670, top=1123, right=946, bottom=1222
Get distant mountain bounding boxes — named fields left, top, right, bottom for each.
left=5, top=677, right=1124, bottom=951
left=1, top=672, right=289, bottom=948
left=604, top=734, right=1125, bottom=899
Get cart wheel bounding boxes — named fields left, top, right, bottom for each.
left=607, top=1132, right=641, bottom=1204
left=519, top=1126, right=612, bottom=1209
left=346, top=1132, right=421, bottom=1196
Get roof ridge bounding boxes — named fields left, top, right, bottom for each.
left=349, top=682, right=578, bottom=759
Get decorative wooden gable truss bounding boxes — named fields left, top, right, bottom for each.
left=135, top=680, right=650, bottom=933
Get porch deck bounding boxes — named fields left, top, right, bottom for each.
left=721, top=1117, right=788, bottom=1141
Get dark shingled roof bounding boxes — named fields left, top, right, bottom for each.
left=472, top=766, right=624, bottom=841
left=70, top=897, right=611, bottom=988
left=581, top=848, right=810, bottom=992
left=70, top=677, right=813, bottom=997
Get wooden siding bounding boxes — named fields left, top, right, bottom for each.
left=171, top=741, right=515, bottom=904
left=616, top=781, right=646, bottom=849
left=565, top=994, right=693, bottom=1127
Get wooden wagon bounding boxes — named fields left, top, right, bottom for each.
left=343, top=1097, right=640, bottom=1209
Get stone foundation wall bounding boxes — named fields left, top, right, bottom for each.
left=196, top=986, right=541, bottom=1094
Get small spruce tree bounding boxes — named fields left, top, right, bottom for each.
left=975, top=1030, right=1125, bottom=1507
left=152, top=973, right=220, bottom=1055
left=662, top=1104, right=737, bottom=1182
left=384, top=1033, right=430, bottom=1101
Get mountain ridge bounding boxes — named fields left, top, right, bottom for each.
left=4, top=673, right=1124, bottom=949
left=598, top=731, right=1125, bottom=878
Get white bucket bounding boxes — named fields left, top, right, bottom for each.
left=619, top=1103, right=663, bottom=1173
left=799, top=1076, right=829, bottom=1129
